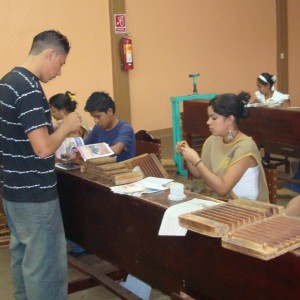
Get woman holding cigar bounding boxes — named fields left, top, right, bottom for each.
left=176, top=92, right=269, bottom=201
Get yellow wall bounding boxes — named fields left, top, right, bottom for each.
left=0, top=0, right=299, bottom=132
left=126, top=0, right=276, bottom=131
left=0, top=0, right=113, bottom=128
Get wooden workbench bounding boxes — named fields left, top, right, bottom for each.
left=57, top=169, right=300, bottom=300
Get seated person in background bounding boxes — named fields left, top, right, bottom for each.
left=84, top=91, right=135, bottom=162
left=50, top=91, right=90, bottom=256
left=285, top=195, right=300, bottom=217
left=176, top=92, right=269, bottom=202
left=277, top=166, right=300, bottom=197
left=84, top=92, right=150, bottom=297
left=50, top=91, right=90, bottom=139
left=250, top=72, right=289, bottom=107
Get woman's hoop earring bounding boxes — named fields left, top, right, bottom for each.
left=227, top=129, right=234, bottom=142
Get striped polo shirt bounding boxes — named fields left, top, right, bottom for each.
left=0, top=67, right=58, bottom=203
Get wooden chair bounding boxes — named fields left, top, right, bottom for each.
left=125, top=153, right=169, bottom=178
left=135, top=130, right=162, bottom=160
left=262, top=141, right=292, bottom=174
left=261, top=158, right=278, bottom=204
left=135, top=130, right=177, bottom=178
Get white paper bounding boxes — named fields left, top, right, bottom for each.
left=110, top=176, right=174, bottom=196
left=56, top=137, right=84, bottom=160
left=139, top=177, right=173, bottom=190
left=77, top=142, right=114, bottom=161
left=111, top=181, right=161, bottom=196
left=55, top=162, right=80, bottom=170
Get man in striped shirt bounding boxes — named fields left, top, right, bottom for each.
left=0, top=30, right=81, bottom=300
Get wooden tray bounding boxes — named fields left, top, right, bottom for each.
left=179, top=199, right=283, bottom=238
left=222, top=215, right=300, bottom=260
left=179, top=198, right=300, bottom=260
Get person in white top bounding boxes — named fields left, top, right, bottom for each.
left=251, top=72, right=290, bottom=107
left=286, top=195, right=300, bottom=217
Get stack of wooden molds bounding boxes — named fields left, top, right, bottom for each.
left=84, top=156, right=143, bottom=185
left=179, top=198, right=300, bottom=260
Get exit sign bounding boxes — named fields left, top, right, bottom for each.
left=114, top=14, right=126, bottom=34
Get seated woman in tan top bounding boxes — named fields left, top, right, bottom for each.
left=176, top=91, right=269, bottom=202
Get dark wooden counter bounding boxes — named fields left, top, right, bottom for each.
left=57, top=169, right=300, bottom=300
left=182, top=101, right=300, bottom=157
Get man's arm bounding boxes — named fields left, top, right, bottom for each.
left=111, top=123, right=135, bottom=155
left=28, top=112, right=81, bottom=158
left=110, top=141, right=125, bottom=155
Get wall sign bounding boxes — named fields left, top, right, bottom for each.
left=114, top=14, right=126, bottom=34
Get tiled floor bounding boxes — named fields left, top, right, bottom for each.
left=0, top=131, right=295, bottom=299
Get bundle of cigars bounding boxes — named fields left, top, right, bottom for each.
left=84, top=153, right=169, bottom=185
left=179, top=198, right=300, bottom=260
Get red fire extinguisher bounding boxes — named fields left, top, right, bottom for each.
left=120, top=34, right=134, bottom=71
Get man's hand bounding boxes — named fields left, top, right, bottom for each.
left=62, top=112, right=81, bottom=134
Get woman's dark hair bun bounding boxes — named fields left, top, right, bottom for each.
left=209, top=91, right=250, bottom=123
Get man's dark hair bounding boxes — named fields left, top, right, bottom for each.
left=29, top=30, right=70, bottom=55
left=84, top=92, right=116, bottom=113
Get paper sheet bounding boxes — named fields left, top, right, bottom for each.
left=110, top=176, right=174, bottom=196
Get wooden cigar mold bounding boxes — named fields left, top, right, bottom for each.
left=83, top=153, right=169, bottom=185
left=179, top=198, right=300, bottom=260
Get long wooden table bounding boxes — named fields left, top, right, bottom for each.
left=57, top=169, right=300, bottom=300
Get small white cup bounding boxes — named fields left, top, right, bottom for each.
left=168, top=182, right=186, bottom=201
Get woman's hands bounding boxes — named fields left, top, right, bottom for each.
left=176, top=140, right=188, bottom=153
left=176, top=140, right=201, bottom=166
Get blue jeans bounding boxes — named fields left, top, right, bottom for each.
left=2, top=198, right=68, bottom=300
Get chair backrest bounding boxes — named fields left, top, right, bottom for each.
left=124, top=153, right=169, bottom=178
left=135, top=130, right=162, bottom=161
left=263, top=166, right=277, bottom=204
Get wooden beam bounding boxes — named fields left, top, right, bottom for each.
left=68, top=276, right=98, bottom=294
left=276, top=0, right=288, bottom=93
left=67, top=255, right=140, bottom=299
left=109, top=0, right=132, bottom=123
